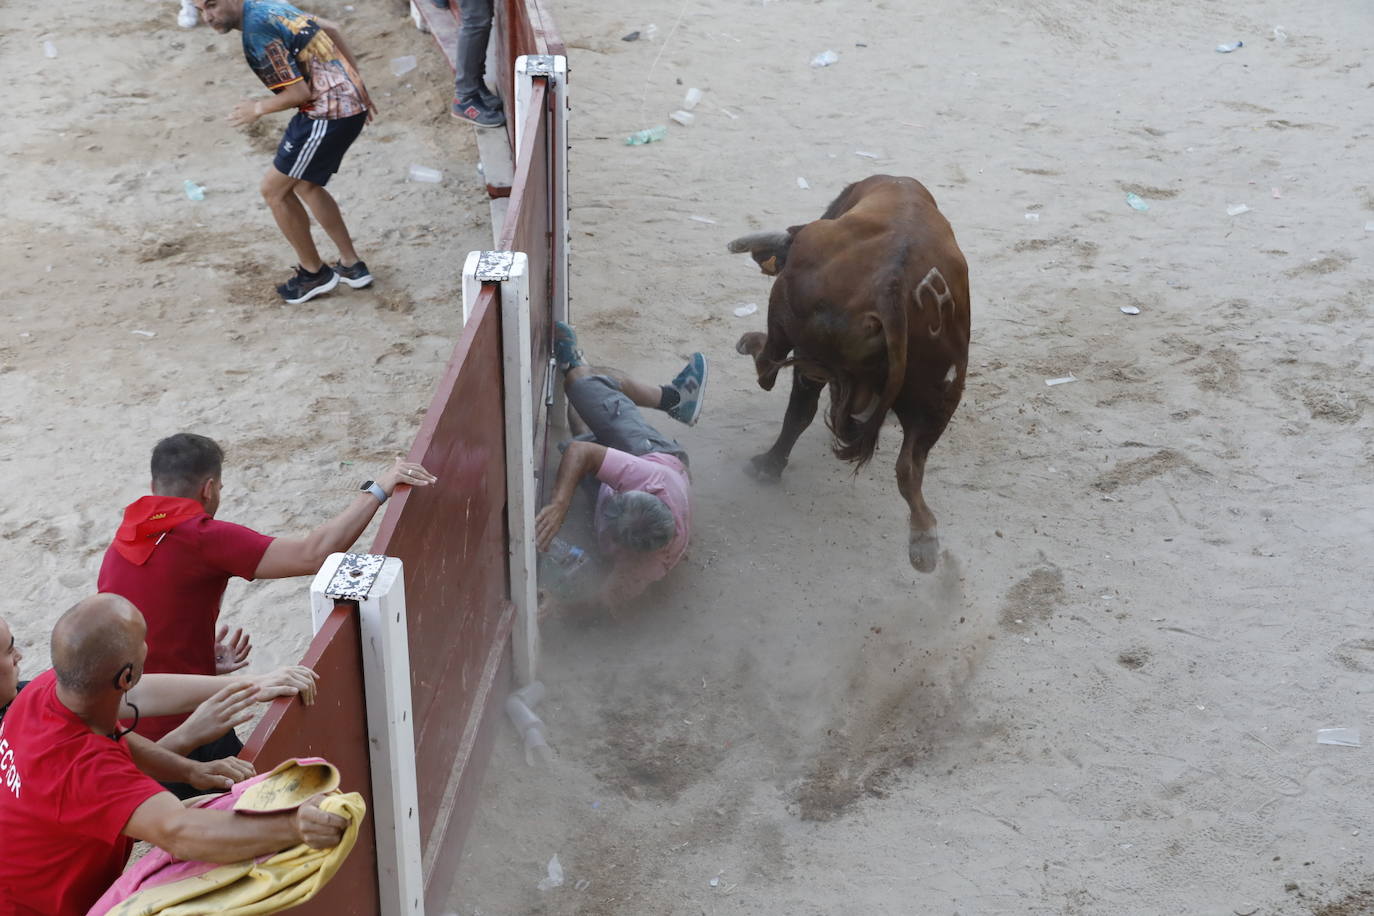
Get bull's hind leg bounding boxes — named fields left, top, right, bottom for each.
left=746, top=369, right=824, bottom=481
left=895, top=413, right=942, bottom=572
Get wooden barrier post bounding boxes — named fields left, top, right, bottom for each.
left=515, top=55, right=570, bottom=431
left=310, top=553, right=424, bottom=916
left=464, top=251, right=540, bottom=686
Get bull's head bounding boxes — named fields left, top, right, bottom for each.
left=726, top=226, right=802, bottom=276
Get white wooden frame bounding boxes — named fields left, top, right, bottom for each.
left=461, top=251, right=540, bottom=686
left=310, top=553, right=424, bottom=916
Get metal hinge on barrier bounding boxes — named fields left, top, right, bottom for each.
left=324, top=552, right=387, bottom=601
left=475, top=250, right=517, bottom=282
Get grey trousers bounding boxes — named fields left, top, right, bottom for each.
left=453, top=0, right=494, bottom=100
left=566, top=375, right=688, bottom=466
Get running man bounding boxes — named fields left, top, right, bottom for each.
left=197, top=0, right=377, bottom=304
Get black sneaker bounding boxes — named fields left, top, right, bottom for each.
left=333, top=260, right=373, bottom=289
left=275, top=264, right=339, bottom=304
left=450, top=95, right=505, bottom=128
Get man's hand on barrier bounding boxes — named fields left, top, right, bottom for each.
left=188, top=756, right=256, bottom=792
left=170, top=681, right=258, bottom=751
left=254, top=665, right=319, bottom=706
left=215, top=625, right=252, bottom=674
left=376, top=457, right=438, bottom=497
left=534, top=498, right=570, bottom=552
left=296, top=793, right=349, bottom=849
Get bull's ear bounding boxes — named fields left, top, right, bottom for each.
left=756, top=254, right=779, bottom=275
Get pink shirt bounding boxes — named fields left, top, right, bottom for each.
left=593, top=449, right=691, bottom=601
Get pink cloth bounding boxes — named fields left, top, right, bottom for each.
left=593, top=449, right=691, bottom=601
left=86, top=757, right=327, bottom=916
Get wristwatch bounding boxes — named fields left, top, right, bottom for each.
left=360, top=480, right=388, bottom=504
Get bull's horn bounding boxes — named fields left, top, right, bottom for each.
left=727, top=230, right=789, bottom=254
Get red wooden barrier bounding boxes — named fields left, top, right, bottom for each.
left=241, top=604, right=380, bottom=914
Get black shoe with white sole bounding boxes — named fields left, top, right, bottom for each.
left=333, top=260, right=373, bottom=289
left=275, top=264, right=339, bottom=304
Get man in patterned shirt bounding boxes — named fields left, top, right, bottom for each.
left=195, top=0, right=377, bottom=304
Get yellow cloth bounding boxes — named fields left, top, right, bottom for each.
left=103, top=793, right=366, bottom=916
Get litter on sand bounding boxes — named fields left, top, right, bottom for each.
left=1226, top=203, right=1251, bottom=216
left=1215, top=40, right=1244, bottom=53
left=669, top=109, right=695, bottom=126
left=131, top=329, right=157, bottom=337
left=1364, top=221, right=1374, bottom=232
left=1125, top=193, right=1149, bottom=211
left=854, top=150, right=881, bottom=159
left=1317, top=728, right=1361, bottom=747
left=537, top=854, right=565, bottom=890
left=1120, top=305, right=1141, bottom=315
left=407, top=164, right=443, bottom=183
left=796, top=176, right=810, bottom=190
left=1024, top=212, right=1040, bottom=222
left=688, top=215, right=717, bottom=224
left=389, top=55, right=417, bottom=76
left=734, top=303, right=758, bottom=317
left=810, top=49, right=839, bottom=67
left=1045, top=375, right=1078, bottom=387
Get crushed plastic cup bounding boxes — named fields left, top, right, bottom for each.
left=810, top=49, right=839, bottom=67
left=537, top=854, right=564, bottom=890
left=1215, top=40, right=1244, bottom=53
left=1364, top=221, right=1374, bottom=232
left=183, top=180, right=206, bottom=201
left=43, top=40, right=57, bottom=59
left=796, top=176, right=810, bottom=190
left=389, top=55, right=417, bottom=76
left=1317, top=728, right=1361, bottom=747
left=1125, top=193, right=1149, bottom=212
left=1024, top=212, right=1040, bottom=222
left=408, top=164, right=443, bottom=183
left=1226, top=203, right=1250, bottom=216
left=682, top=87, right=703, bottom=110
left=1272, top=26, right=1287, bottom=42
left=625, top=126, right=667, bottom=145
left=669, top=109, right=695, bottom=127
left=734, top=303, right=758, bottom=317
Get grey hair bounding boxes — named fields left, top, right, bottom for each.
left=603, top=490, right=675, bottom=552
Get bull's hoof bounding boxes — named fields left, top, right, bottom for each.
left=744, top=453, right=787, bottom=482
left=736, top=332, right=766, bottom=357
left=908, top=530, right=940, bottom=573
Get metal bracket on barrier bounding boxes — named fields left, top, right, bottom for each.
left=462, top=250, right=518, bottom=325
left=520, top=54, right=558, bottom=77
left=322, top=552, right=387, bottom=602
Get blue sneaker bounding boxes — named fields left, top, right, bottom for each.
left=666, top=353, right=708, bottom=426
left=553, top=321, right=585, bottom=371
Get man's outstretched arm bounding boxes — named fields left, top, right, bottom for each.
left=254, top=458, right=436, bottom=580
left=534, top=441, right=607, bottom=551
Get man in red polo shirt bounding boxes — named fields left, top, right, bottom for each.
left=97, top=432, right=435, bottom=776
left=0, top=594, right=345, bottom=916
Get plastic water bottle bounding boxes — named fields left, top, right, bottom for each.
left=625, top=126, right=667, bottom=146
left=544, top=537, right=587, bottom=573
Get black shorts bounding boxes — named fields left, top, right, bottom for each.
left=273, top=110, right=366, bottom=187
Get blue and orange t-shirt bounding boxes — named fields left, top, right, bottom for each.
left=241, top=0, right=366, bottom=120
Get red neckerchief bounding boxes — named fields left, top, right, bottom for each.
left=111, top=496, right=205, bottom=565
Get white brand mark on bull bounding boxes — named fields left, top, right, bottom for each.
left=916, top=267, right=956, bottom=337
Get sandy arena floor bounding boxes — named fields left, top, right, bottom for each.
left=4, top=0, right=1374, bottom=914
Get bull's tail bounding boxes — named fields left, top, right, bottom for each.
left=826, top=287, right=908, bottom=469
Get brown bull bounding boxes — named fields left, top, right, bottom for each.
left=730, top=174, right=970, bottom=572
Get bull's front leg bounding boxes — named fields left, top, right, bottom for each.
left=895, top=415, right=940, bottom=572
left=746, top=368, right=824, bottom=481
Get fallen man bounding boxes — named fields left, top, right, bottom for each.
left=533, top=322, right=707, bottom=611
